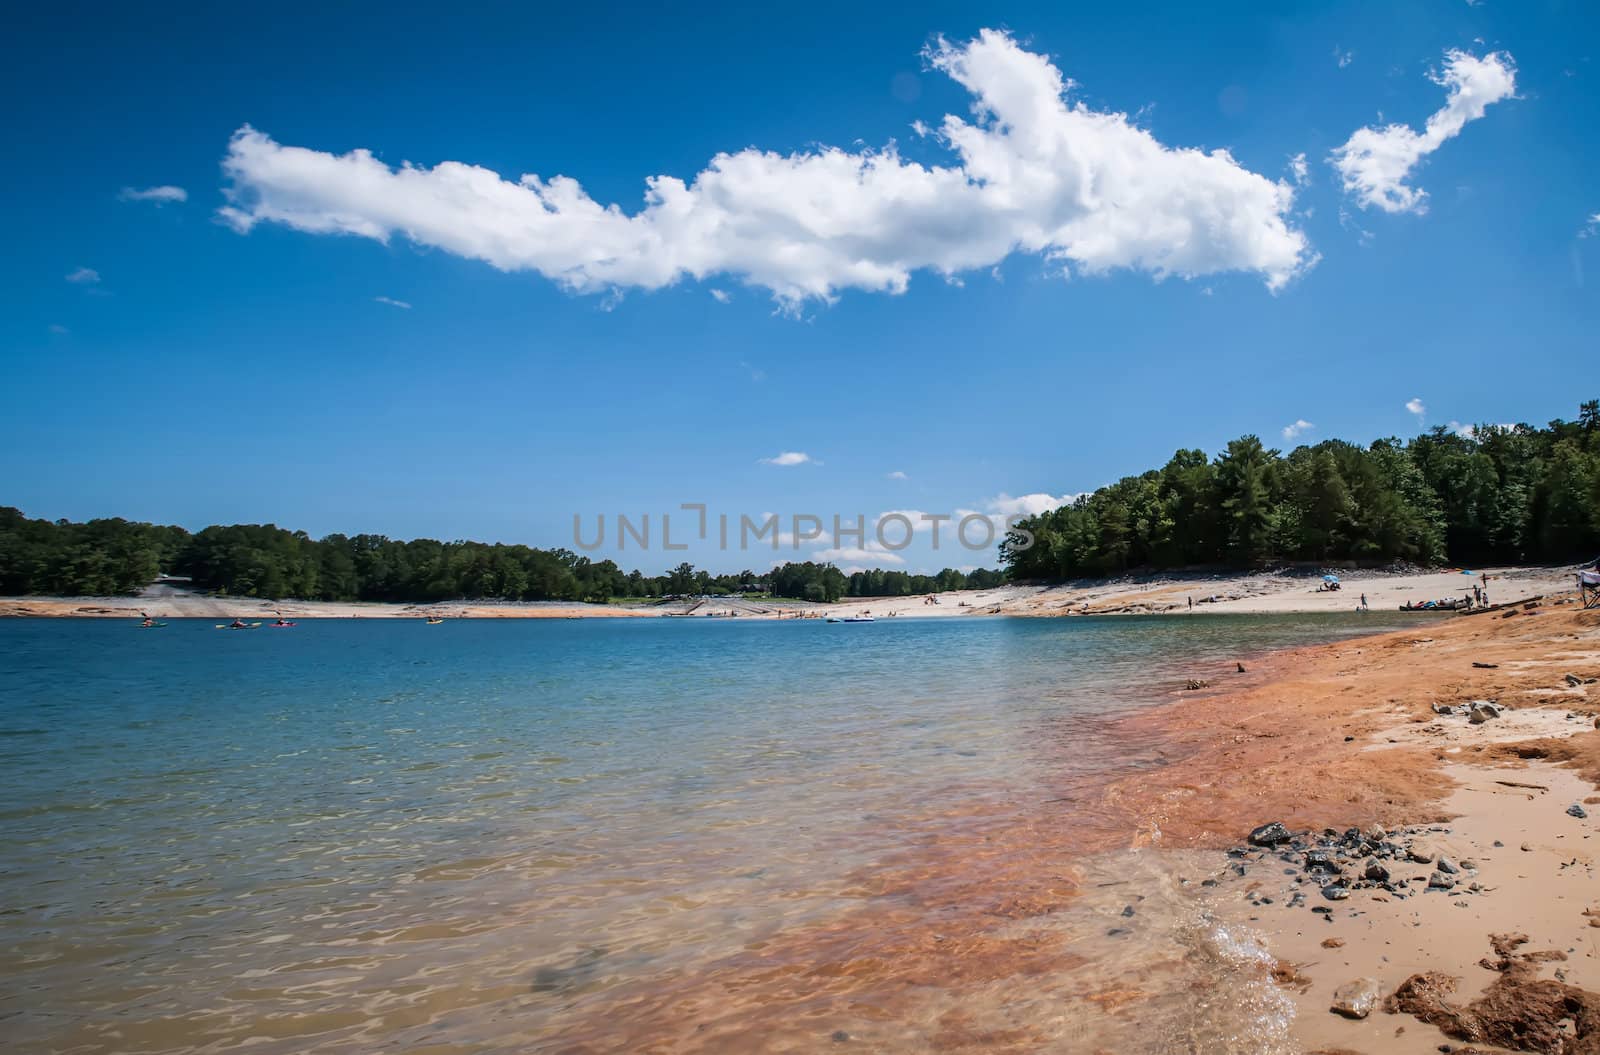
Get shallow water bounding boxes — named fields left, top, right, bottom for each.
left=0, top=613, right=1415, bottom=1052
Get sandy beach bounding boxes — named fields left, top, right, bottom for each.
left=0, top=564, right=1582, bottom=622
left=1121, top=589, right=1600, bottom=1053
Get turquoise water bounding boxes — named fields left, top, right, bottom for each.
left=0, top=614, right=1413, bottom=1053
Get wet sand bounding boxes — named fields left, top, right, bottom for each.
left=501, top=594, right=1600, bottom=1052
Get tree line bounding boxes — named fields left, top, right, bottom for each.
left=0, top=507, right=1002, bottom=602
left=1003, top=401, right=1600, bottom=580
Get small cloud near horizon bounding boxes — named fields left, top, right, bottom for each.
left=760, top=451, right=816, bottom=467
left=887, top=470, right=909, bottom=480
left=373, top=296, right=412, bottom=309
left=709, top=288, right=731, bottom=303
left=1405, top=397, right=1426, bottom=419
left=66, top=267, right=101, bottom=284
left=118, top=185, right=188, bottom=204
left=1282, top=419, right=1314, bottom=440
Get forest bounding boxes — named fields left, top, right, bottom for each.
left=1002, top=401, right=1600, bottom=580
left=0, top=508, right=1000, bottom=602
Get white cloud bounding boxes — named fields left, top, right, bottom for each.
left=811, top=543, right=907, bottom=566
left=118, top=185, right=188, bottom=204
left=218, top=30, right=1313, bottom=308
left=1281, top=418, right=1314, bottom=440
left=986, top=492, right=1080, bottom=519
left=1331, top=49, right=1516, bottom=214
left=373, top=295, right=412, bottom=309
left=760, top=451, right=815, bottom=466
left=709, top=288, right=731, bottom=303
left=1581, top=212, right=1600, bottom=238
left=886, top=470, right=908, bottom=480
left=1334, top=47, right=1354, bottom=69
left=66, top=267, right=100, bottom=284
left=1406, top=397, right=1426, bottom=418
left=1288, top=153, right=1309, bottom=186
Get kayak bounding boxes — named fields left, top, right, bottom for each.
left=215, top=622, right=263, bottom=630
left=424, top=618, right=444, bottom=625
left=270, top=621, right=297, bottom=628
left=136, top=621, right=168, bottom=628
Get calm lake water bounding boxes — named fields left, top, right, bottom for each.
left=0, top=613, right=1417, bottom=1053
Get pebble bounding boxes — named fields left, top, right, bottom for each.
left=1330, top=977, right=1382, bottom=1019
left=1249, top=821, right=1293, bottom=847
left=1568, top=804, right=1589, bottom=819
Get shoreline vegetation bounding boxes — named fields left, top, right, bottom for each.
left=1002, top=403, right=1600, bottom=581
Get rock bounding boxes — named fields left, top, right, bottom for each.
left=1330, top=977, right=1382, bottom=1019
left=1407, top=845, right=1435, bottom=864
left=1431, top=702, right=1456, bottom=716
left=1184, top=679, right=1211, bottom=691
left=831, top=1031, right=851, bottom=1043
left=1472, top=661, right=1499, bottom=668
left=1323, top=885, right=1351, bottom=901
left=1569, top=804, right=1589, bottom=819
left=1367, top=825, right=1388, bottom=841
left=1305, top=849, right=1342, bottom=874
left=1365, top=860, right=1391, bottom=882
left=1249, top=822, right=1293, bottom=847
left=1567, top=673, right=1584, bottom=687
left=1427, top=871, right=1456, bottom=889
left=1436, top=856, right=1459, bottom=875
left=1321, top=937, right=1346, bottom=949
left=1467, top=701, right=1503, bottom=724
left=1120, top=905, right=1135, bottom=917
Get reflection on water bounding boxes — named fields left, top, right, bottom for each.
left=0, top=614, right=1410, bottom=1052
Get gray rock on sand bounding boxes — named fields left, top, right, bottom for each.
left=1567, top=673, right=1584, bottom=687
left=1330, top=977, right=1382, bottom=1019
left=1467, top=700, right=1503, bottom=724
left=1569, top=804, right=1589, bottom=819
left=1436, top=855, right=1459, bottom=874
left=1364, top=859, right=1390, bottom=882
left=1249, top=822, right=1293, bottom=847
left=1428, top=871, right=1456, bottom=889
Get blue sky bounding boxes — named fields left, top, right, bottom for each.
left=3, top=1, right=1596, bottom=573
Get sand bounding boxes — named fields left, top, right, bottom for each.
left=1127, top=593, right=1600, bottom=1053
left=0, top=564, right=1583, bottom=621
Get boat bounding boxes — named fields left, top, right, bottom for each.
left=270, top=620, right=297, bottom=628
left=840, top=616, right=875, bottom=623
left=825, top=616, right=841, bottom=623
left=215, top=622, right=262, bottom=630
left=424, top=617, right=444, bottom=625
left=136, top=621, right=167, bottom=628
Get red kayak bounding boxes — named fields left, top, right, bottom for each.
left=270, top=620, right=297, bottom=628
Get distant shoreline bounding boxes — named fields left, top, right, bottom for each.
left=1, top=564, right=1581, bottom=621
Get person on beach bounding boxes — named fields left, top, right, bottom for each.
left=1359, top=593, right=1368, bottom=610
